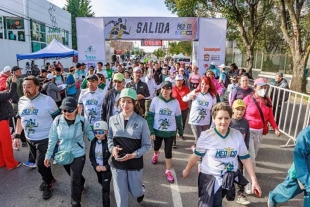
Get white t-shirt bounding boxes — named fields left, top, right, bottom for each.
left=183, top=90, right=217, bottom=126
left=195, top=128, right=250, bottom=192
left=18, top=93, right=59, bottom=141
left=149, top=96, right=181, bottom=131
left=95, top=141, right=103, bottom=166
left=78, top=88, right=106, bottom=126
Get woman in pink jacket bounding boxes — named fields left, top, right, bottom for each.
left=243, top=78, right=281, bottom=194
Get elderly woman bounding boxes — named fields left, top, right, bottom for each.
left=108, top=88, right=151, bottom=207
left=243, top=78, right=280, bottom=194
left=183, top=102, right=262, bottom=207
left=229, top=74, right=253, bottom=106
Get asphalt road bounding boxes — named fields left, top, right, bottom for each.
left=0, top=126, right=304, bottom=207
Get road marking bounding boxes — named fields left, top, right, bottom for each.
left=170, top=168, right=183, bottom=207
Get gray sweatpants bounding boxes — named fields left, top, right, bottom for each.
left=111, top=167, right=144, bottom=207
left=191, top=124, right=210, bottom=142
left=244, top=128, right=263, bottom=184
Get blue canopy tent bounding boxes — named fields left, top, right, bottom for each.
left=16, top=38, right=78, bottom=61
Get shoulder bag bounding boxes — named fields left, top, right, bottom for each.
left=251, top=95, right=269, bottom=135
left=54, top=117, right=78, bottom=165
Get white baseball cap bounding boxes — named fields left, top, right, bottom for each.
left=133, top=67, right=142, bottom=73
left=3, top=66, right=11, bottom=73
left=93, top=121, right=108, bottom=131
left=210, top=62, right=215, bottom=65
left=46, top=73, right=56, bottom=80
left=175, top=74, right=184, bottom=81
left=219, top=64, right=226, bottom=68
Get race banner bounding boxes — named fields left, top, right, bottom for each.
left=104, top=17, right=198, bottom=40
left=76, top=17, right=106, bottom=69
left=197, top=18, right=227, bottom=76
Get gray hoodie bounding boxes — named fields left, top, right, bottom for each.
left=42, top=81, right=62, bottom=102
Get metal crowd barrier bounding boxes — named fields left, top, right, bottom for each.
left=267, top=85, right=310, bottom=147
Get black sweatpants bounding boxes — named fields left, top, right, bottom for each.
left=96, top=170, right=112, bottom=207
left=64, top=155, right=86, bottom=207
left=27, top=138, right=54, bottom=184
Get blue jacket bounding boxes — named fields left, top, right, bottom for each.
left=46, top=114, right=95, bottom=159
left=294, top=126, right=310, bottom=192
left=66, top=73, right=77, bottom=95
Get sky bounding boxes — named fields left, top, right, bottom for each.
left=48, top=0, right=177, bottom=53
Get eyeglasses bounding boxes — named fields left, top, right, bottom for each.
left=63, top=109, right=75, bottom=113
left=93, top=130, right=104, bottom=135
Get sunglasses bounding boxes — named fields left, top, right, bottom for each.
left=93, top=130, right=104, bottom=135
left=63, top=109, right=75, bottom=113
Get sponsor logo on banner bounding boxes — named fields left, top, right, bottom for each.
left=175, top=21, right=193, bottom=35
left=85, top=45, right=96, bottom=53
left=141, top=40, right=162, bottom=46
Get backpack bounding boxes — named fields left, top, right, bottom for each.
left=40, top=82, right=51, bottom=95
left=55, top=115, right=85, bottom=132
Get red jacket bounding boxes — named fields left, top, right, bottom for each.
left=0, top=73, right=9, bottom=91
left=172, top=85, right=190, bottom=111
left=243, top=94, right=278, bottom=130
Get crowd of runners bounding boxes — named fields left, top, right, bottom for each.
left=0, top=58, right=305, bottom=207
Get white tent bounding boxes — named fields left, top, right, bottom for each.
left=173, top=53, right=190, bottom=59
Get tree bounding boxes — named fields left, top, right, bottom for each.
left=153, top=49, right=165, bottom=59
left=274, top=0, right=310, bottom=92
left=168, top=41, right=192, bottom=56
left=165, top=0, right=273, bottom=74
left=63, top=0, right=95, bottom=50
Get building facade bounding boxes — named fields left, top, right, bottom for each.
left=0, top=0, right=72, bottom=73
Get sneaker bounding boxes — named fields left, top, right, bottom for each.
left=151, top=152, right=159, bottom=164
left=22, top=142, right=27, bottom=147
left=236, top=194, right=251, bottom=205
left=40, top=178, right=56, bottom=191
left=137, top=184, right=145, bottom=203
left=52, top=160, right=57, bottom=165
left=245, top=183, right=253, bottom=195
left=8, top=162, right=22, bottom=170
left=267, top=198, right=276, bottom=207
left=172, top=141, right=177, bottom=148
left=179, top=136, right=185, bottom=140
left=165, top=170, right=174, bottom=183
left=42, top=183, right=53, bottom=200
left=23, top=161, right=37, bottom=168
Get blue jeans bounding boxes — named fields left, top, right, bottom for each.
left=269, top=174, right=304, bottom=205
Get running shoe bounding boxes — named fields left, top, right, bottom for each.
left=40, top=178, right=56, bottom=191
left=52, top=160, right=57, bottom=165
left=151, top=152, right=159, bottom=164
left=165, top=170, right=174, bottom=183
left=179, top=135, right=185, bottom=140
left=42, top=183, right=53, bottom=200
left=23, top=161, right=37, bottom=168
left=137, top=184, right=145, bottom=203
left=245, top=183, right=253, bottom=195
left=172, top=141, right=177, bottom=148
left=267, top=198, right=276, bottom=207
left=8, top=162, right=22, bottom=170
left=236, top=194, right=251, bottom=205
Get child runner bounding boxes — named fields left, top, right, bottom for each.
left=231, top=99, right=251, bottom=205
left=89, top=121, right=111, bottom=207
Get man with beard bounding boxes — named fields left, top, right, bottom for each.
left=13, top=76, right=60, bottom=200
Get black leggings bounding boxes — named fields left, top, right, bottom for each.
left=154, top=136, right=174, bottom=159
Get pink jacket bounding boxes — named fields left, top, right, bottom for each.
left=212, top=77, right=222, bottom=95
left=243, top=94, right=278, bottom=130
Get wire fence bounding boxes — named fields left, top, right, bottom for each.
left=226, top=51, right=295, bottom=74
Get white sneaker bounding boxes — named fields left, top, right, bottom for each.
left=245, top=183, right=253, bottom=195
left=236, top=194, right=251, bottom=205
left=53, top=160, right=57, bottom=165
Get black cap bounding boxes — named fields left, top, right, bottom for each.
left=161, top=81, right=172, bottom=89
left=81, top=63, right=86, bottom=66
left=11, top=66, right=21, bottom=72
left=41, top=69, right=47, bottom=73
left=104, top=62, right=110, bottom=66
left=86, top=74, right=98, bottom=81
left=76, top=63, right=82, bottom=68
left=59, top=97, right=77, bottom=110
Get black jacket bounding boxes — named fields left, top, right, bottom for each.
left=101, top=89, right=119, bottom=125
left=125, top=80, right=150, bottom=114
left=0, top=82, right=16, bottom=121
left=271, top=78, right=290, bottom=104
left=89, top=138, right=111, bottom=171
